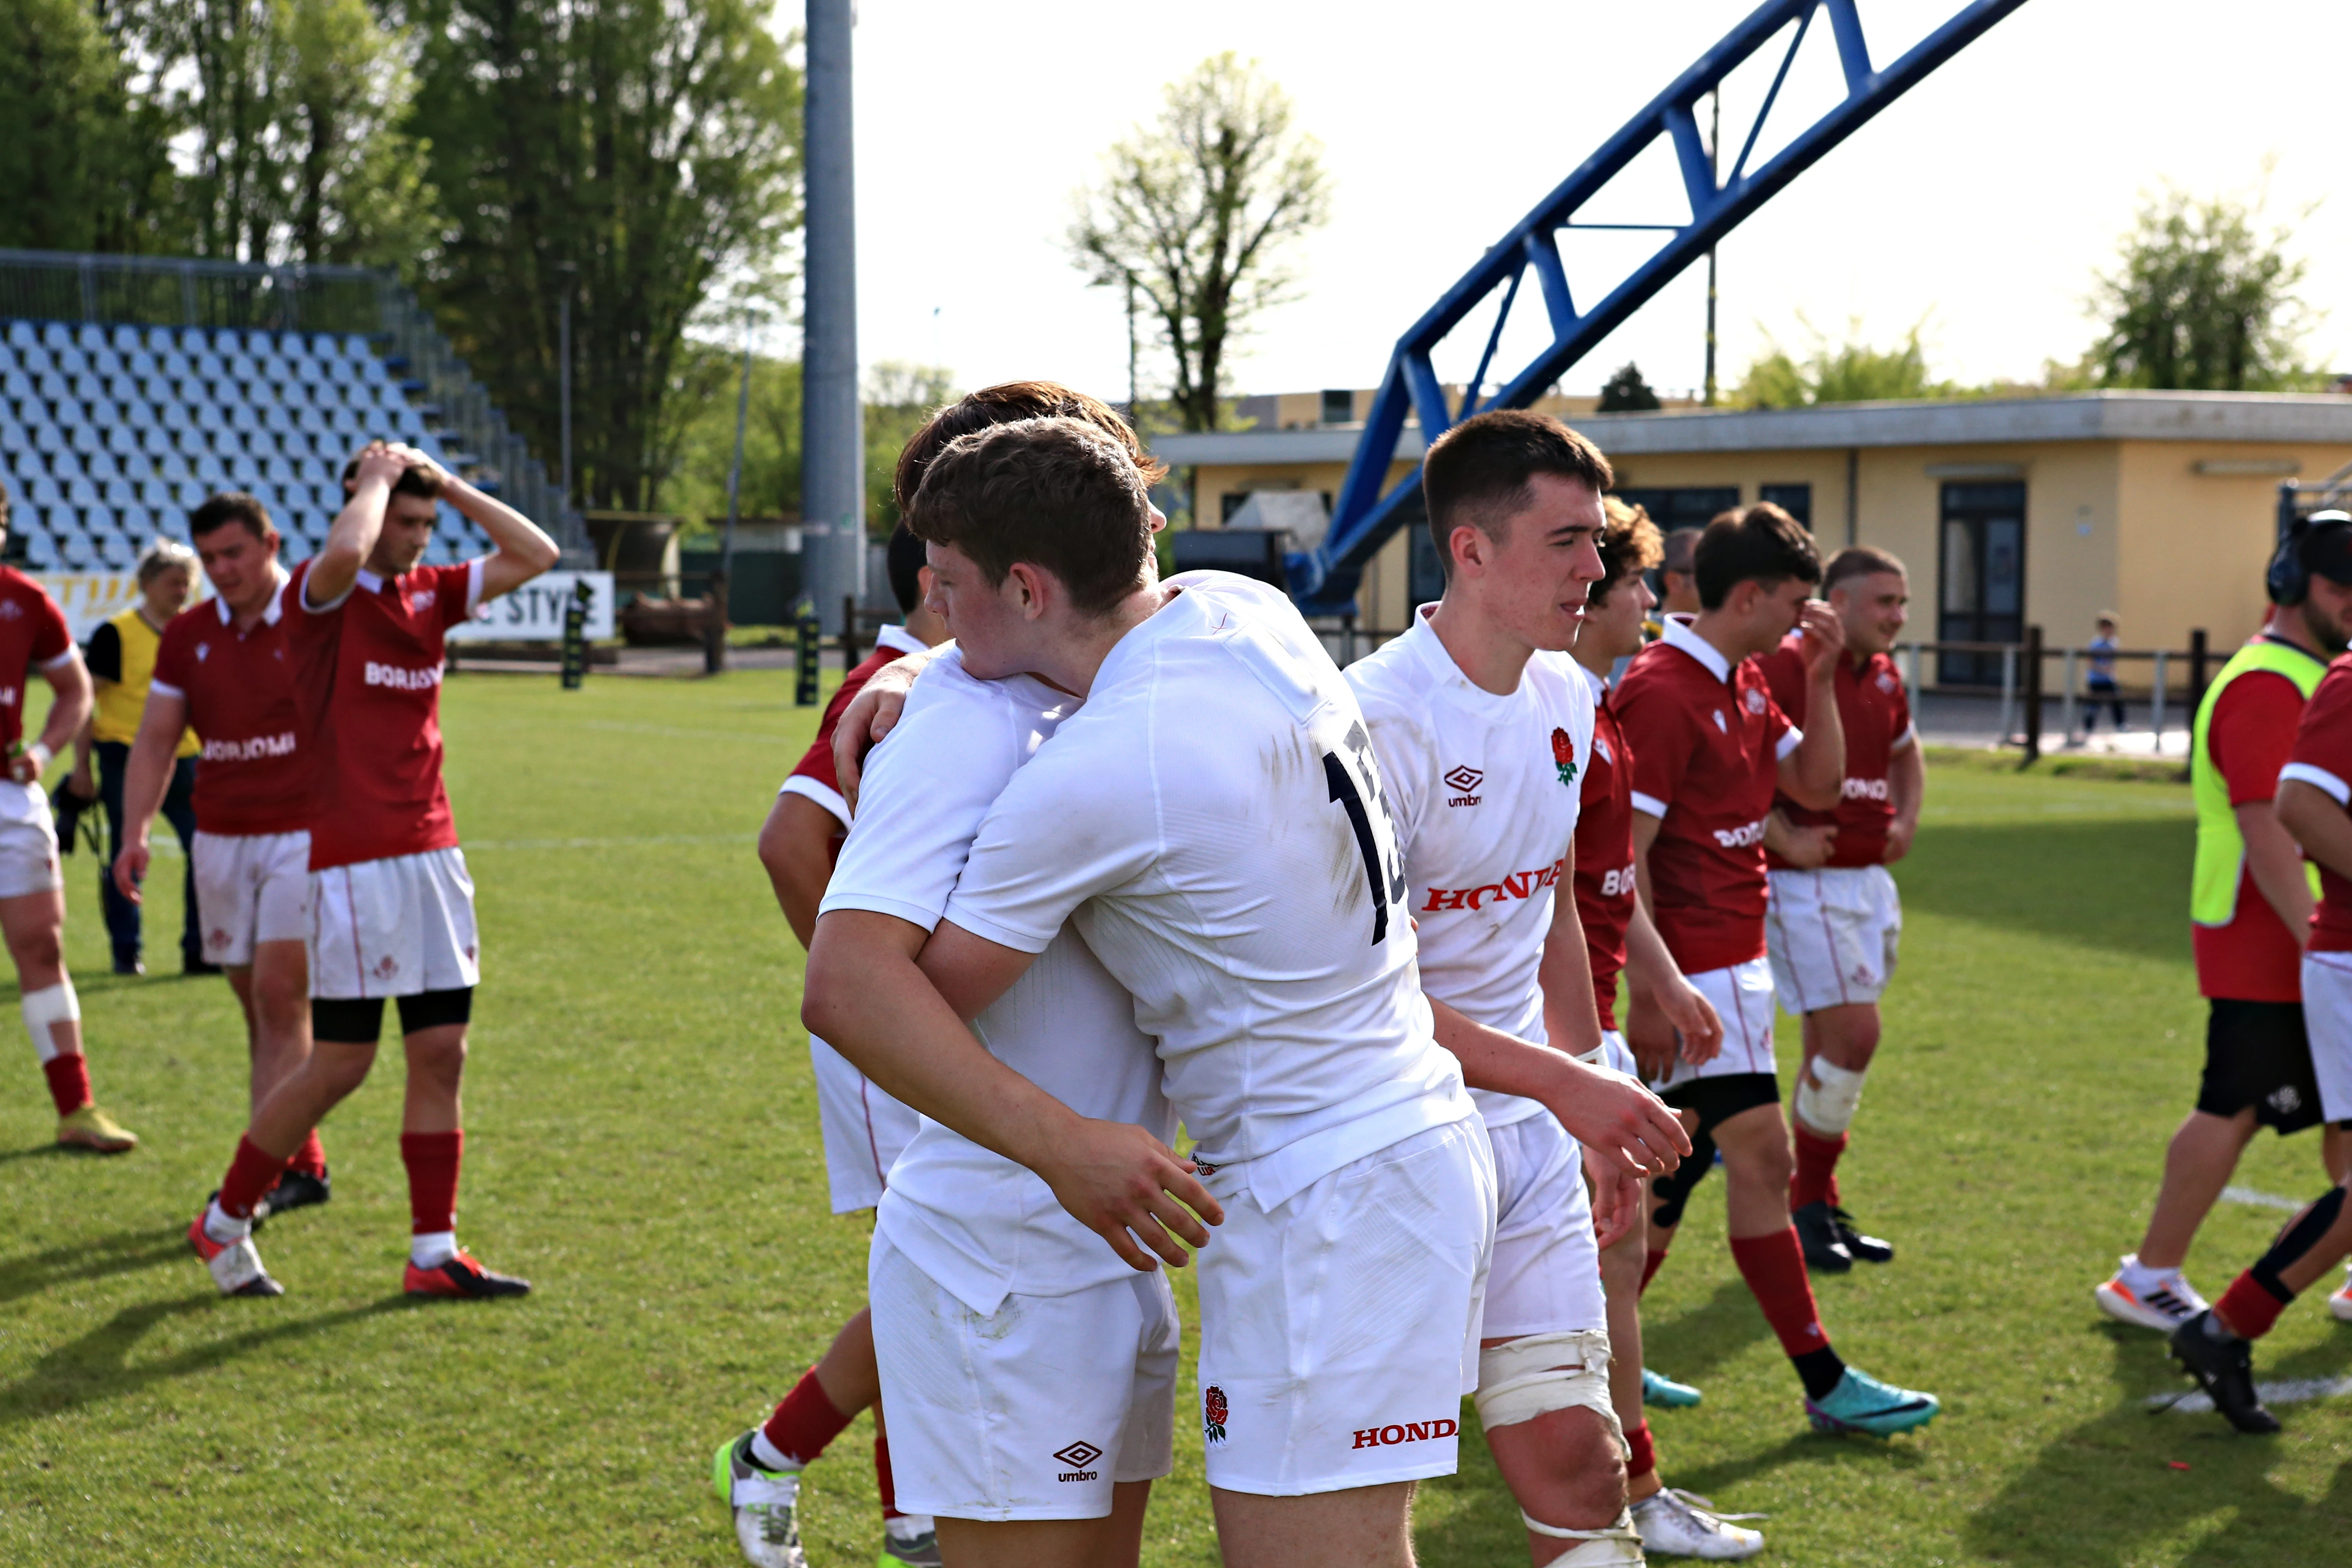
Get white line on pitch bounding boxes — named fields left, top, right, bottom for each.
left=2221, top=1186, right=2307, bottom=1212
left=2150, top=1375, right=2352, bottom=1414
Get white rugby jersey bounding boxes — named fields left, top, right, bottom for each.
left=822, top=647, right=1172, bottom=1316
left=1348, top=605, right=1597, bottom=1130
left=943, top=572, right=1475, bottom=1213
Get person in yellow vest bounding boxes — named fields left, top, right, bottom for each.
left=69, top=540, right=203, bottom=976
left=2094, top=514, right=2352, bottom=1333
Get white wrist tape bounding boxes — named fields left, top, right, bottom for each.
left=23, top=981, right=79, bottom=1062
left=22, top=742, right=49, bottom=775
left=1793, top=1056, right=1868, bottom=1136
left=1474, top=1328, right=1623, bottom=1436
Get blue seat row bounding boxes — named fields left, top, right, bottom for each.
left=4, top=322, right=374, bottom=364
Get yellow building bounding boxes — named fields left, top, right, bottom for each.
left=1156, top=391, right=2352, bottom=682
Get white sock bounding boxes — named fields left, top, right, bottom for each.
left=203, top=1198, right=249, bottom=1245
left=2119, top=1254, right=2179, bottom=1294
left=410, top=1230, right=457, bottom=1269
left=749, top=1431, right=801, bottom=1473
left=886, top=1514, right=935, bottom=1543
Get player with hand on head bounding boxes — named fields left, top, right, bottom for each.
left=1617, top=503, right=1939, bottom=1438
left=2096, top=511, right=2352, bottom=1333
left=116, top=494, right=330, bottom=1216
left=0, top=477, right=135, bottom=1153
left=1758, top=546, right=1921, bottom=1273
left=1571, top=497, right=1761, bottom=1559
left=186, top=441, right=557, bottom=1298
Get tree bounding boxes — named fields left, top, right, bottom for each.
left=863, top=361, right=956, bottom=532
left=1069, top=54, right=1331, bottom=433
left=1734, top=318, right=1945, bottom=408
left=405, top=0, right=803, bottom=512
left=2088, top=188, right=2318, bottom=391
left=1596, top=362, right=1661, bottom=412
left=0, top=0, right=182, bottom=253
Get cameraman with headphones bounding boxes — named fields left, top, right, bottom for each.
left=2096, top=509, right=2352, bottom=1337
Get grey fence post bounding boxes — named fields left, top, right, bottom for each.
left=2061, top=647, right=2078, bottom=745
left=1997, top=644, right=2016, bottom=747
left=2151, top=651, right=2169, bottom=752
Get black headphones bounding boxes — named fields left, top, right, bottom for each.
left=2269, top=509, right=2352, bottom=606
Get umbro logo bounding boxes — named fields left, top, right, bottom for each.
left=1053, top=1440, right=1102, bottom=1482
left=1444, top=764, right=1483, bottom=808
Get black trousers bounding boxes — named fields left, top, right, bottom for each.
left=95, top=740, right=200, bottom=967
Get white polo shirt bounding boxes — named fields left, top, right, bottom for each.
left=942, top=571, right=1475, bottom=1214
left=821, top=647, right=1171, bottom=1316
left=1346, top=604, right=1597, bottom=1129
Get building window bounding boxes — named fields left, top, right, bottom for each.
left=1321, top=388, right=1355, bottom=425
left=1614, top=486, right=1740, bottom=535
left=1409, top=524, right=1444, bottom=613
left=1936, top=481, right=2026, bottom=687
left=1759, top=483, right=1811, bottom=527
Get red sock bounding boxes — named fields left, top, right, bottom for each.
left=286, top=1130, right=327, bottom=1180
left=1791, top=1125, right=1848, bottom=1211
left=2215, top=1271, right=2291, bottom=1342
left=1624, top=1419, right=1656, bottom=1481
left=40, top=1054, right=91, bottom=1117
left=1729, top=1227, right=1833, bottom=1359
left=1639, top=1247, right=1669, bottom=1297
left=399, top=1130, right=462, bottom=1235
left=760, top=1367, right=856, bottom=1468
left=218, top=1134, right=294, bottom=1220
left=875, top=1424, right=901, bottom=1521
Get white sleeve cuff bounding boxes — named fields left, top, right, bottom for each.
left=466, top=556, right=487, bottom=616
left=2281, top=761, right=2352, bottom=806
left=779, top=774, right=852, bottom=831
left=303, top=580, right=354, bottom=614
left=148, top=678, right=185, bottom=701
left=1629, top=790, right=1668, bottom=820
left=1892, top=721, right=1918, bottom=753
left=39, top=648, right=77, bottom=671
left=938, top=899, right=1055, bottom=956
left=815, top=890, right=943, bottom=933
left=1776, top=727, right=1804, bottom=760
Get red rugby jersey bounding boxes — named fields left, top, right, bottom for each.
left=151, top=577, right=314, bottom=835
left=1760, top=638, right=1913, bottom=869
left=1613, top=616, right=1797, bottom=975
left=1573, top=666, right=1637, bottom=1031
left=0, top=567, right=73, bottom=753
left=782, top=626, right=932, bottom=861
left=286, top=557, right=483, bottom=870
left=2283, top=655, right=2352, bottom=956
left=2194, top=667, right=2312, bottom=1000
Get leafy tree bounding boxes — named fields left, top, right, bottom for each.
left=1596, top=362, right=1661, bottom=412
left=863, top=361, right=956, bottom=532
left=2088, top=188, right=2318, bottom=391
left=1069, top=54, right=1331, bottom=433
left=404, top=0, right=803, bottom=512
left=1734, top=318, right=1945, bottom=407
left=0, top=0, right=182, bottom=253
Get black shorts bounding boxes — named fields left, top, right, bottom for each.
left=2195, top=999, right=2322, bottom=1133
left=1649, top=1072, right=1783, bottom=1230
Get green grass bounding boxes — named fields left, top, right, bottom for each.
left=1, top=673, right=2346, bottom=1565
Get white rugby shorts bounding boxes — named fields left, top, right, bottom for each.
left=1766, top=864, right=1903, bottom=1013
left=2303, top=952, right=2352, bottom=1124
left=810, top=1034, right=921, bottom=1215
left=1482, top=1110, right=1607, bottom=1342
left=869, top=1237, right=1178, bottom=1521
left=308, top=847, right=479, bottom=1000
left=1650, top=955, right=1779, bottom=1093
left=1192, top=1117, right=1495, bottom=1496
left=193, top=830, right=312, bottom=967
left=0, top=781, right=61, bottom=899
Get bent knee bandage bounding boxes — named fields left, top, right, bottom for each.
left=1794, top=1057, right=1867, bottom=1135
left=22, top=981, right=79, bottom=1063
left=1523, top=1510, right=1643, bottom=1566
left=1475, top=1329, right=1622, bottom=1437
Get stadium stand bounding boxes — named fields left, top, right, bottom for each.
left=0, top=319, right=479, bottom=572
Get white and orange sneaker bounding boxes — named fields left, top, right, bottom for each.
left=186, top=1210, right=283, bottom=1297
left=2095, top=1255, right=2207, bottom=1333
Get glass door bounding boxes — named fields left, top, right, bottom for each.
left=1936, top=481, right=2025, bottom=686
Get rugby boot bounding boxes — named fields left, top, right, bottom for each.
left=1828, top=1205, right=1894, bottom=1264
left=2168, top=1312, right=2280, bottom=1434
left=2328, top=1267, right=2352, bottom=1324
left=258, top=1167, right=331, bottom=1220
left=57, top=1104, right=137, bottom=1153
left=1804, top=1367, right=1939, bottom=1436
left=186, top=1211, right=283, bottom=1297
left=1642, top=1366, right=1704, bottom=1408
left=1791, top=1200, right=1854, bottom=1274
left=2095, top=1258, right=2208, bottom=1333
left=878, top=1521, right=943, bottom=1567
left=403, top=1249, right=531, bottom=1298
left=711, top=1431, right=808, bottom=1568
left=1631, top=1487, right=1765, bottom=1559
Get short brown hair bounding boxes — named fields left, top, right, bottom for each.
left=907, top=417, right=1154, bottom=616
left=190, top=491, right=275, bottom=542
left=339, top=449, right=444, bottom=501
left=894, top=381, right=1165, bottom=514
left=1422, top=411, right=1613, bottom=576
left=1823, top=545, right=1906, bottom=594
left=1660, top=524, right=1698, bottom=576
left=1693, top=502, right=1820, bottom=610
left=1594, top=497, right=1664, bottom=606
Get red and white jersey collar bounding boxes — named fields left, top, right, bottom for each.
left=1658, top=612, right=1735, bottom=684
left=217, top=564, right=291, bottom=627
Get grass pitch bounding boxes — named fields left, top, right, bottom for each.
left=1, top=669, right=2346, bottom=1566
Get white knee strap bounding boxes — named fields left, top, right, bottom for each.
left=1522, top=1509, right=1643, bottom=1565
left=1794, top=1056, right=1867, bottom=1136
left=23, top=981, right=78, bottom=1062
left=1475, top=1329, right=1623, bottom=1439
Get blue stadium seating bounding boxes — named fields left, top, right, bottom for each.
left=0, top=318, right=476, bottom=568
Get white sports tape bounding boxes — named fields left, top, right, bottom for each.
left=1475, top=1328, right=1622, bottom=1436
left=22, top=981, right=79, bottom=1063
left=1522, top=1511, right=1643, bottom=1565
left=1793, top=1056, right=1867, bottom=1135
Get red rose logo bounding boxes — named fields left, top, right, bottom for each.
left=1549, top=726, right=1578, bottom=786
left=1203, top=1385, right=1229, bottom=1445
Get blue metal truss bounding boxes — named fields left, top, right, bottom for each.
left=1292, top=0, right=2033, bottom=615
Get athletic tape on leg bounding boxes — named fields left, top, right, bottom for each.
left=1475, top=1329, right=1624, bottom=1440
left=22, top=982, right=78, bottom=1063
left=1794, top=1057, right=1867, bottom=1136
left=1521, top=1509, right=1643, bottom=1565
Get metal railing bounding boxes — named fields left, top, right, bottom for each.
left=1894, top=629, right=2213, bottom=764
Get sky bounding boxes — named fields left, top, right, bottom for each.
left=785, top=0, right=2352, bottom=405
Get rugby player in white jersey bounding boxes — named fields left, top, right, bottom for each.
left=806, top=416, right=1686, bottom=1568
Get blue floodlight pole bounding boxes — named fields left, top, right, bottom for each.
left=1294, top=0, right=2033, bottom=615
left=802, top=0, right=863, bottom=633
